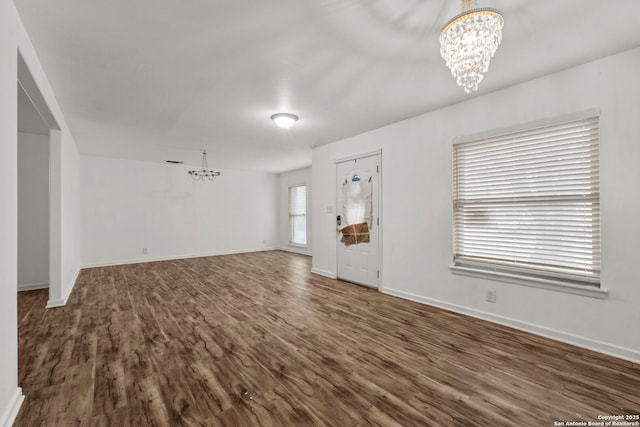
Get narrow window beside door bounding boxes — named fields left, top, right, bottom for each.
left=289, top=185, right=307, bottom=246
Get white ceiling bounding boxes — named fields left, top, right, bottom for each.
left=14, top=0, right=640, bottom=173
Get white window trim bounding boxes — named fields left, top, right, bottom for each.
left=288, top=242, right=307, bottom=249
left=452, top=108, right=601, bottom=145
left=288, top=184, right=307, bottom=247
left=451, top=109, right=606, bottom=299
left=288, top=233, right=307, bottom=247
left=449, top=264, right=608, bottom=299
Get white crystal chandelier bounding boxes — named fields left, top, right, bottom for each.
left=439, top=0, right=504, bottom=93
left=188, top=150, right=220, bottom=182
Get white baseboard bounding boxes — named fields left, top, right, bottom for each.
left=17, top=282, right=49, bottom=292
left=81, top=247, right=279, bottom=269
left=279, top=245, right=312, bottom=256
left=0, top=388, right=24, bottom=427
left=47, top=268, right=80, bottom=308
left=380, top=287, right=640, bottom=365
left=311, top=268, right=337, bottom=279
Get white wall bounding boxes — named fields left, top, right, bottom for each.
left=0, top=2, right=83, bottom=424
left=55, top=129, right=83, bottom=306
left=0, top=2, right=20, bottom=424
left=80, top=155, right=279, bottom=266
left=18, top=131, right=49, bottom=290
left=278, top=166, right=312, bottom=256
left=313, top=47, right=640, bottom=363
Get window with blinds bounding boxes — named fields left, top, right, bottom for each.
left=289, top=185, right=307, bottom=245
left=452, top=116, right=600, bottom=285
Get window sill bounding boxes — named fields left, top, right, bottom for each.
left=449, top=264, right=608, bottom=299
left=288, top=243, right=308, bottom=249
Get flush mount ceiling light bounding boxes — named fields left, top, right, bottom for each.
left=188, top=150, right=220, bottom=182
left=439, top=0, right=504, bottom=93
left=271, top=113, right=299, bottom=129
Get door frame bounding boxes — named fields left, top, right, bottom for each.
left=17, top=51, right=62, bottom=308
left=335, top=149, right=383, bottom=290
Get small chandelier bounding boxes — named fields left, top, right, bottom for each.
left=188, top=150, right=220, bottom=182
left=439, top=0, right=504, bottom=93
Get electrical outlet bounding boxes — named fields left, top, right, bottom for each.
left=486, top=290, right=497, bottom=303
left=262, top=240, right=267, bottom=245
left=142, top=248, right=148, bottom=254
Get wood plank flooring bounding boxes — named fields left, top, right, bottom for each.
left=15, top=250, right=640, bottom=426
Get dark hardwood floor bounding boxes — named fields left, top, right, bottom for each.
left=15, top=251, right=640, bottom=426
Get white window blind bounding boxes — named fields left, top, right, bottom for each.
left=453, top=116, right=600, bottom=285
left=289, top=185, right=307, bottom=245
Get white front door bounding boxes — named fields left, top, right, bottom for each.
left=336, top=154, right=380, bottom=288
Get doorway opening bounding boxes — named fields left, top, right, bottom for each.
left=16, top=51, right=61, bottom=306
left=17, top=83, right=50, bottom=294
